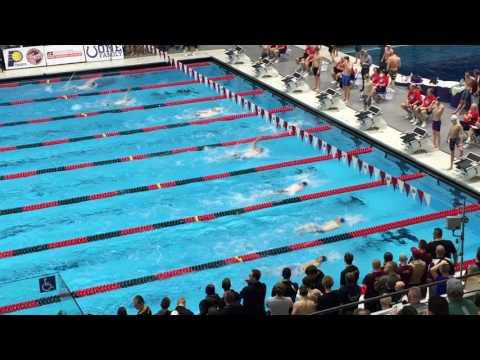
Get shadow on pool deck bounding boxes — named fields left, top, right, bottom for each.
left=171, top=45, right=480, bottom=161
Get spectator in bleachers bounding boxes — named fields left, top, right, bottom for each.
left=171, top=297, right=194, bottom=315
left=156, top=297, right=171, bottom=316
left=199, top=284, right=222, bottom=315
left=292, top=285, right=317, bottom=315
left=446, top=278, right=478, bottom=315
left=375, top=262, right=400, bottom=295
left=117, top=306, right=128, bottom=316
left=267, top=283, right=293, bottom=315
left=302, top=264, right=325, bottom=294
left=383, top=252, right=394, bottom=268
left=221, top=277, right=241, bottom=306
left=430, top=263, right=452, bottom=297
left=427, top=295, right=449, bottom=315
left=409, top=248, right=428, bottom=289
left=316, top=276, right=341, bottom=315
left=398, top=305, right=418, bottom=315
left=430, top=245, right=455, bottom=277
left=397, top=254, right=413, bottom=286
left=133, top=295, right=152, bottom=316
left=337, top=271, right=361, bottom=314
left=220, top=291, right=244, bottom=315
left=427, top=228, right=458, bottom=264
left=379, top=295, right=392, bottom=311
left=240, top=269, right=267, bottom=315
left=362, top=259, right=384, bottom=313
left=272, top=267, right=298, bottom=303
left=407, top=287, right=424, bottom=313
left=464, top=264, right=480, bottom=296
left=340, top=252, right=359, bottom=286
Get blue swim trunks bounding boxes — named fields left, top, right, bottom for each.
left=341, top=75, right=352, bottom=87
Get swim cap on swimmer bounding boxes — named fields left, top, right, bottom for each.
left=450, top=115, right=458, bottom=122
left=339, top=217, right=346, bottom=223
left=301, top=181, right=308, bottom=186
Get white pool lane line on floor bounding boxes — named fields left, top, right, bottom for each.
left=167, top=49, right=480, bottom=196
left=1, top=48, right=479, bottom=195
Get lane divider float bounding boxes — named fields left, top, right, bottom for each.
left=1, top=202, right=478, bottom=314
left=0, top=125, right=330, bottom=181
left=0, top=75, right=235, bottom=109
left=0, top=93, right=285, bottom=154
left=0, top=88, right=263, bottom=129
left=0, top=62, right=211, bottom=89
left=0, top=173, right=422, bottom=260
left=0, top=140, right=369, bottom=217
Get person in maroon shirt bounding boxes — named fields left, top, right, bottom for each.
left=397, top=254, right=413, bottom=286
left=362, top=259, right=384, bottom=313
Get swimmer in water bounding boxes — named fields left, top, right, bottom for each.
left=195, top=107, right=223, bottom=118
left=74, top=77, right=99, bottom=90
left=230, top=139, right=265, bottom=159
left=275, top=181, right=309, bottom=196
left=296, top=217, right=345, bottom=234
left=300, top=255, right=327, bottom=273
left=110, top=87, right=133, bottom=106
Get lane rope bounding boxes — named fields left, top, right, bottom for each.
left=0, top=75, right=235, bottom=109
left=0, top=126, right=331, bottom=181
left=0, top=173, right=423, bottom=260
left=1, top=201, right=477, bottom=314
left=0, top=88, right=263, bottom=129
left=0, top=61, right=211, bottom=89
left=0, top=94, right=286, bottom=154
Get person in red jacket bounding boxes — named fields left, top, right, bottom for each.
left=413, top=88, right=437, bottom=128
left=401, top=84, right=423, bottom=121
left=463, top=103, right=480, bottom=144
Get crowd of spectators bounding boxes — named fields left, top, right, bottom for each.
left=114, top=228, right=480, bottom=316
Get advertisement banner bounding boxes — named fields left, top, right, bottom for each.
left=2, top=46, right=47, bottom=70
left=45, top=45, right=86, bottom=66
left=84, top=45, right=124, bottom=62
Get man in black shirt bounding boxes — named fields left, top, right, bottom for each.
left=198, top=284, right=222, bottom=315
left=220, top=278, right=241, bottom=306
left=340, top=252, right=359, bottom=286
left=156, top=297, right=171, bottom=316
left=240, top=269, right=267, bottom=315
left=316, top=276, right=341, bottom=315
left=271, top=267, right=298, bottom=303
left=426, top=228, right=458, bottom=263
left=302, top=265, right=325, bottom=293
left=171, top=298, right=194, bottom=315
left=220, top=291, right=244, bottom=315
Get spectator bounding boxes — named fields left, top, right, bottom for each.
left=296, top=45, right=316, bottom=72
left=427, top=295, right=449, bottom=315
left=316, top=276, right=341, bottom=315
left=392, top=281, right=407, bottom=304
left=156, top=297, right=171, bottom=316
left=409, top=248, right=428, bottom=287
left=417, top=239, right=433, bottom=267
left=171, top=297, right=194, bottom=315
left=446, top=278, right=478, bottom=315
left=398, top=305, right=418, bottom=316
left=362, top=259, right=384, bottom=313
left=413, top=88, right=437, bottom=128
left=266, top=283, right=293, bottom=315
left=240, top=269, right=267, bottom=315
left=269, top=45, right=288, bottom=59
left=374, top=262, right=400, bottom=295
left=272, top=267, right=298, bottom=303
left=464, top=264, right=480, bottom=296
left=397, top=254, right=412, bottom=286
left=353, top=308, right=370, bottom=315
left=401, top=84, right=423, bottom=122
left=430, top=263, right=452, bottom=297
left=117, top=306, right=128, bottom=316
left=447, top=115, right=466, bottom=170
left=220, top=291, right=244, bottom=315
left=133, top=295, right=152, bottom=316
left=302, top=264, right=325, bottom=293
left=407, top=287, right=424, bottom=313
left=292, top=285, right=317, bottom=315
left=379, top=295, right=393, bottom=311
left=340, top=252, right=359, bottom=287
left=221, top=277, right=241, bottom=306
left=372, top=69, right=389, bottom=102
left=337, top=271, right=361, bottom=314
left=430, top=245, right=455, bottom=276
left=261, top=45, right=271, bottom=58
left=426, top=228, right=458, bottom=264
left=383, top=252, right=394, bottom=268
left=453, top=79, right=473, bottom=115
left=359, top=49, right=372, bottom=92
left=199, top=284, right=222, bottom=315
left=465, top=104, right=480, bottom=145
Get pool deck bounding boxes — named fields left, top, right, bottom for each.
left=1, top=46, right=479, bottom=196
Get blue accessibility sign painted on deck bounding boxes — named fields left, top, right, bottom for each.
left=39, top=276, right=57, bottom=293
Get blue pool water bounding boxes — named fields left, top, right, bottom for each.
left=0, top=61, right=479, bottom=315
left=365, top=45, right=480, bottom=81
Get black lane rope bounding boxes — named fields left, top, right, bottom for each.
left=0, top=173, right=422, bottom=260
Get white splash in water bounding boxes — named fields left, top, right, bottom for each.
left=44, top=85, right=53, bottom=93
left=325, top=250, right=343, bottom=262
left=343, top=214, right=366, bottom=227
left=71, top=104, right=82, bottom=111
left=203, top=147, right=270, bottom=164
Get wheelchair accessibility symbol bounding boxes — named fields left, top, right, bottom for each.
left=39, top=276, right=57, bottom=293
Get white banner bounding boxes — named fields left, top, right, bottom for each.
left=3, top=46, right=47, bottom=70
left=84, top=45, right=124, bottom=62
left=45, top=45, right=86, bottom=66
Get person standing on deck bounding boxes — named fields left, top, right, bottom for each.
left=447, top=115, right=465, bottom=170
left=431, top=101, right=445, bottom=149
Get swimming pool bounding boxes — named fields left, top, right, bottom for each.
left=0, top=58, right=479, bottom=315
left=365, top=45, right=480, bottom=81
